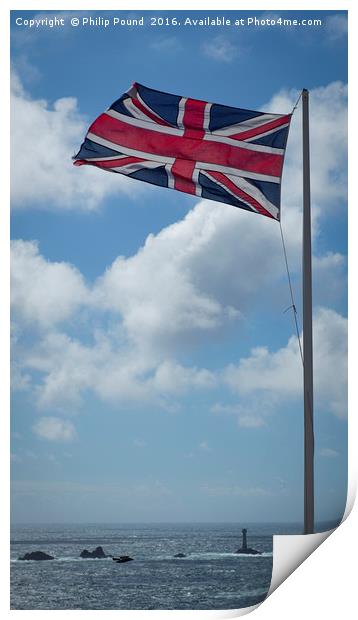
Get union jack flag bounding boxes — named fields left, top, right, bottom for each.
left=74, top=83, right=291, bottom=220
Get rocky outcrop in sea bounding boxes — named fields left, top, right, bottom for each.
left=18, top=551, right=54, bottom=561
left=80, top=546, right=108, bottom=558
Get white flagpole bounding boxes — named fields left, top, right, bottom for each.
left=302, top=89, right=314, bottom=534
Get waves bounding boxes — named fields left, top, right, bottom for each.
left=11, top=525, right=274, bottom=609
left=11, top=551, right=272, bottom=563
left=169, top=552, right=273, bottom=560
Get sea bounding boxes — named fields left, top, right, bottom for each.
left=10, top=521, right=337, bottom=610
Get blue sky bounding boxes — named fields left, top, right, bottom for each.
left=10, top=9, right=348, bottom=527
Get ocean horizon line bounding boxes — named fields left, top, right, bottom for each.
left=10, top=519, right=340, bottom=527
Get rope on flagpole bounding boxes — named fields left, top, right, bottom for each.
left=277, top=90, right=305, bottom=367
left=279, top=220, right=304, bottom=366
left=292, top=90, right=303, bottom=113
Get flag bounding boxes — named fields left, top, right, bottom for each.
left=74, top=83, right=291, bottom=220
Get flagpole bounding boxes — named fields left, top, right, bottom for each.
left=302, top=88, right=314, bottom=534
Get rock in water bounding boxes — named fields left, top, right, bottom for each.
left=235, top=547, right=262, bottom=555
left=80, top=550, right=92, bottom=558
left=80, top=546, right=107, bottom=558
left=19, top=551, right=54, bottom=561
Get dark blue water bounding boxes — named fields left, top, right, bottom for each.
left=10, top=522, right=328, bottom=610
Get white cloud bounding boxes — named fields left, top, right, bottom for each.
left=16, top=294, right=346, bottom=422
left=11, top=208, right=346, bottom=418
left=201, top=36, right=238, bottom=62
left=92, top=199, right=300, bottom=353
left=11, top=240, right=88, bottom=327
left=238, top=415, right=265, bottom=428
left=11, top=360, right=31, bottom=392
left=223, top=307, right=347, bottom=419
left=312, top=308, right=347, bottom=418
left=211, top=402, right=266, bottom=428
left=33, top=416, right=76, bottom=442
left=11, top=73, right=135, bottom=210
left=313, top=252, right=346, bottom=306
left=21, top=329, right=216, bottom=411
left=25, top=332, right=97, bottom=409
left=152, top=360, right=216, bottom=394
left=11, top=206, right=346, bottom=416
left=224, top=340, right=302, bottom=396
left=264, top=82, right=347, bottom=213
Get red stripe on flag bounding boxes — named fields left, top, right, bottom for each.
left=73, top=156, right=143, bottom=168
left=182, top=99, right=207, bottom=139
left=88, top=156, right=144, bottom=169
left=90, top=114, right=283, bottom=178
left=230, top=114, right=291, bottom=141
left=131, top=97, right=172, bottom=127
left=172, top=159, right=196, bottom=195
left=208, top=171, right=275, bottom=219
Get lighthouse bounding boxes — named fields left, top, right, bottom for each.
left=235, top=528, right=262, bottom=555
left=242, top=528, right=248, bottom=551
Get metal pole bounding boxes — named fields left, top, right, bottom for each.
left=302, top=89, right=314, bottom=534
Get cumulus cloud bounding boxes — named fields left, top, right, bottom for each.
left=92, top=199, right=303, bottom=354
left=10, top=72, right=135, bottom=210
left=11, top=215, right=346, bottom=419
left=264, top=81, right=347, bottom=213
left=313, top=252, right=346, bottom=307
left=223, top=307, right=347, bottom=419
left=33, top=416, right=76, bottom=442
left=312, top=308, right=347, bottom=418
left=20, top=329, right=216, bottom=411
left=25, top=332, right=99, bottom=410
left=224, top=339, right=302, bottom=397
left=11, top=239, right=88, bottom=328
left=12, top=237, right=347, bottom=420
left=11, top=209, right=346, bottom=416
left=152, top=360, right=216, bottom=394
